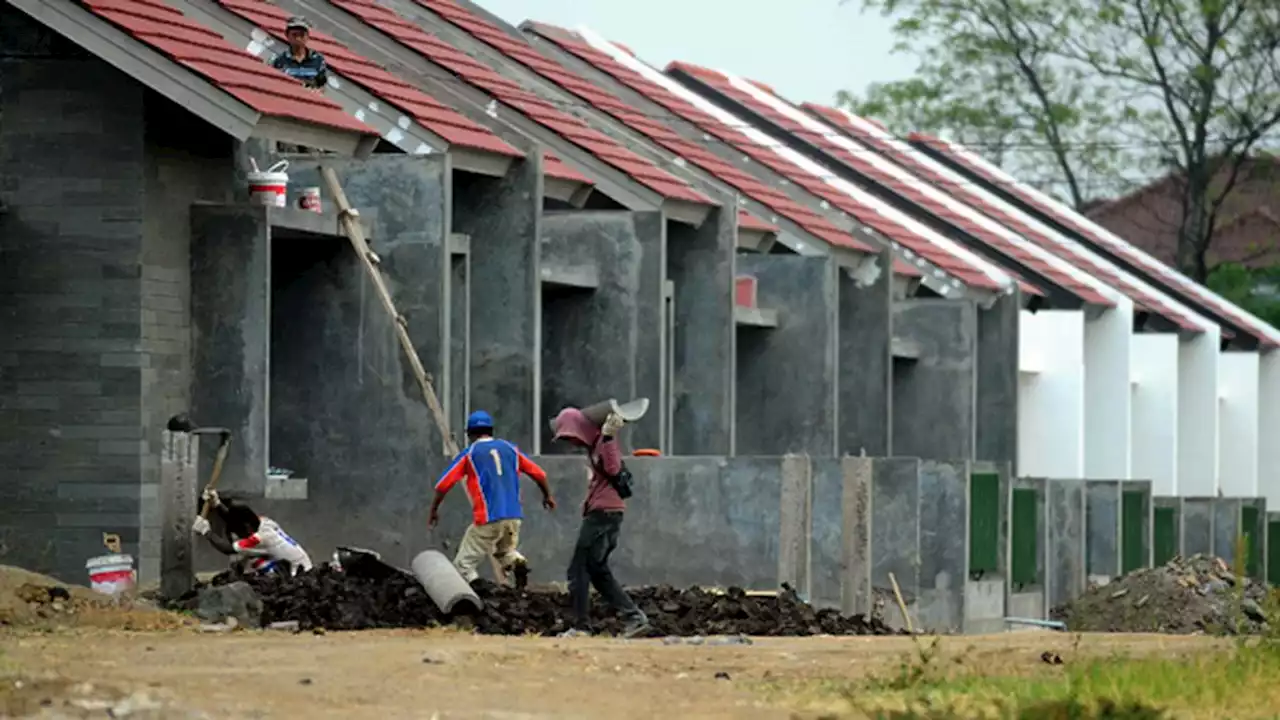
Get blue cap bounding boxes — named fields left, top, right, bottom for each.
left=465, top=410, right=494, bottom=432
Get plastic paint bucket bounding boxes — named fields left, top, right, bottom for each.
left=298, top=186, right=322, bottom=213
left=247, top=160, right=289, bottom=207
left=86, top=553, right=136, bottom=596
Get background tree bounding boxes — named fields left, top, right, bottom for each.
left=842, top=0, right=1280, bottom=283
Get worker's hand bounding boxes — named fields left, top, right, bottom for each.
left=428, top=509, right=440, bottom=528
left=201, top=488, right=219, bottom=507
left=601, top=411, right=624, bottom=438
left=191, top=516, right=211, bottom=536
left=542, top=495, right=557, bottom=511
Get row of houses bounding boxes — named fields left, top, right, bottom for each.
left=1, top=0, right=1276, bottom=584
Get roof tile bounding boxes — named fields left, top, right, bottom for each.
left=525, top=23, right=869, bottom=253
left=216, top=0, right=520, bottom=157
left=330, top=0, right=709, bottom=205
left=82, top=0, right=374, bottom=136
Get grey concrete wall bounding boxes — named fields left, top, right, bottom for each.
left=918, top=460, right=969, bottom=632
left=1045, top=480, right=1087, bottom=611
left=189, top=204, right=270, bottom=495
left=734, top=255, right=837, bottom=456
left=1085, top=480, right=1121, bottom=583
left=539, top=211, right=656, bottom=451
left=453, top=159, right=542, bottom=452
left=975, top=292, right=1019, bottom=464
left=809, top=457, right=848, bottom=608
left=246, top=155, right=452, bottom=567
left=1182, top=498, right=1214, bottom=556
left=1211, top=498, right=1266, bottom=573
left=667, top=209, right=735, bottom=455
left=891, top=300, right=977, bottom=461
left=837, top=252, right=893, bottom=456
left=0, top=16, right=228, bottom=582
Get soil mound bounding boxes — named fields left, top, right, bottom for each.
left=199, top=565, right=900, bottom=637
left=1051, top=554, right=1272, bottom=634
left=0, top=565, right=188, bottom=631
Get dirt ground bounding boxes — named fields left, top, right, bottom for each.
left=0, top=629, right=1229, bottom=719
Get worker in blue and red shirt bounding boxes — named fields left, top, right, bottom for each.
left=429, top=410, right=556, bottom=587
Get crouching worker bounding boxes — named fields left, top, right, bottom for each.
left=429, top=410, right=556, bottom=588
left=551, top=407, right=650, bottom=638
left=191, top=490, right=313, bottom=576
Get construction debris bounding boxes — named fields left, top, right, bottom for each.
left=183, top=566, right=900, bottom=637
left=1051, top=554, right=1272, bottom=634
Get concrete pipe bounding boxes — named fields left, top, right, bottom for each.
left=411, top=550, right=483, bottom=614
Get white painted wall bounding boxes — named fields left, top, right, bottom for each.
left=1259, top=351, right=1280, bottom=509
left=1177, top=333, right=1220, bottom=495
left=1018, top=310, right=1085, bottom=478
left=1084, top=306, right=1132, bottom=479
left=1130, top=334, right=1179, bottom=495
left=1217, top=352, right=1260, bottom=497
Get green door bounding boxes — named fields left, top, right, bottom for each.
left=1241, top=505, right=1261, bottom=580
left=1010, top=488, right=1039, bottom=589
left=1152, top=507, right=1177, bottom=567
left=969, top=473, right=1001, bottom=574
left=1121, top=491, right=1149, bottom=574
left=1268, top=519, right=1280, bottom=588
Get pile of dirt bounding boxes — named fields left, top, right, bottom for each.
left=1051, top=554, right=1272, bottom=634
left=0, top=565, right=189, bottom=631
left=202, top=566, right=900, bottom=637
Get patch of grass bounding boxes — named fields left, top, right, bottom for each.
left=763, top=636, right=1280, bottom=719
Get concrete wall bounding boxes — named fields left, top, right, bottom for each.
left=539, top=211, right=658, bottom=452
left=975, top=292, right=1020, bottom=465
left=1045, top=480, right=1087, bottom=609
left=1131, top=334, right=1179, bottom=495
left=836, top=252, right=892, bottom=456
left=453, top=161, right=543, bottom=452
left=1178, top=333, right=1219, bottom=495
left=892, top=300, right=977, bottom=461
left=1083, top=306, right=1132, bottom=478
left=1217, top=352, right=1259, bottom=497
left=667, top=210, right=735, bottom=455
left=1018, top=310, right=1085, bottom=477
left=734, top=254, right=837, bottom=455
left=0, top=13, right=230, bottom=582
left=1260, top=352, right=1280, bottom=512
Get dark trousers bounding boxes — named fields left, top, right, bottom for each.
left=568, top=511, right=643, bottom=626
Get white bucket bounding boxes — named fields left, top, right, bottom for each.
left=86, top=553, right=136, bottom=596
left=247, top=160, right=289, bottom=207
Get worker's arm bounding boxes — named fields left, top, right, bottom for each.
left=595, top=436, right=623, bottom=477
left=310, top=53, right=329, bottom=89
left=192, top=516, right=235, bottom=556
left=429, top=451, right=470, bottom=527
left=517, top=450, right=555, bottom=509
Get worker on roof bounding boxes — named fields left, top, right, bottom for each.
left=271, top=16, right=328, bottom=91
left=429, top=410, right=556, bottom=588
left=191, top=490, right=313, bottom=576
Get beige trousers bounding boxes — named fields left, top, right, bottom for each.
left=453, top=518, right=526, bottom=582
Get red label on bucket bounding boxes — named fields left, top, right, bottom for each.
left=90, top=569, right=135, bottom=584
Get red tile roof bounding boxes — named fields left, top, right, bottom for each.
left=81, top=0, right=374, bottom=136
left=524, top=24, right=876, bottom=254
left=541, top=150, right=591, bottom=183
left=804, top=104, right=1216, bottom=332
left=216, top=0, right=519, bottom=157
left=911, top=133, right=1277, bottom=344
left=661, top=61, right=1031, bottom=293
left=329, top=0, right=710, bottom=205
left=737, top=210, right=777, bottom=232
left=671, top=66, right=1100, bottom=304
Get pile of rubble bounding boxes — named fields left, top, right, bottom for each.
left=1051, top=554, right=1272, bottom=634
left=184, top=564, right=900, bottom=637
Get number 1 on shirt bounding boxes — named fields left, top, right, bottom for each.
left=490, top=448, right=502, bottom=475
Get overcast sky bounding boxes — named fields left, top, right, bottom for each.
left=478, top=0, right=915, bottom=105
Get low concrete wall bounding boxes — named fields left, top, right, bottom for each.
left=1085, top=481, right=1122, bottom=585
left=1167, top=497, right=1267, bottom=581
left=1045, top=480, right=1087, bottom=610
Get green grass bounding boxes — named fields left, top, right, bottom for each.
left=763, top=639, right=1280, bottom=718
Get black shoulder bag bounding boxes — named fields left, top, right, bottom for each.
left=592, top=439, right=634, bottom=499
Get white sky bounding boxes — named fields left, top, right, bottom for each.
left=477, top=0, right=916, bottom=104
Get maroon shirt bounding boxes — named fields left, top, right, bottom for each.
left=551, top=407, right=626, bottom=515
left=583, top=437, right=625, bottom=514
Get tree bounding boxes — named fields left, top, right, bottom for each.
left=842, top=0, right=1280, bottom=282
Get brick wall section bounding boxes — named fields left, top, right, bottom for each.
left=0, top=8, right=148, bottom=581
